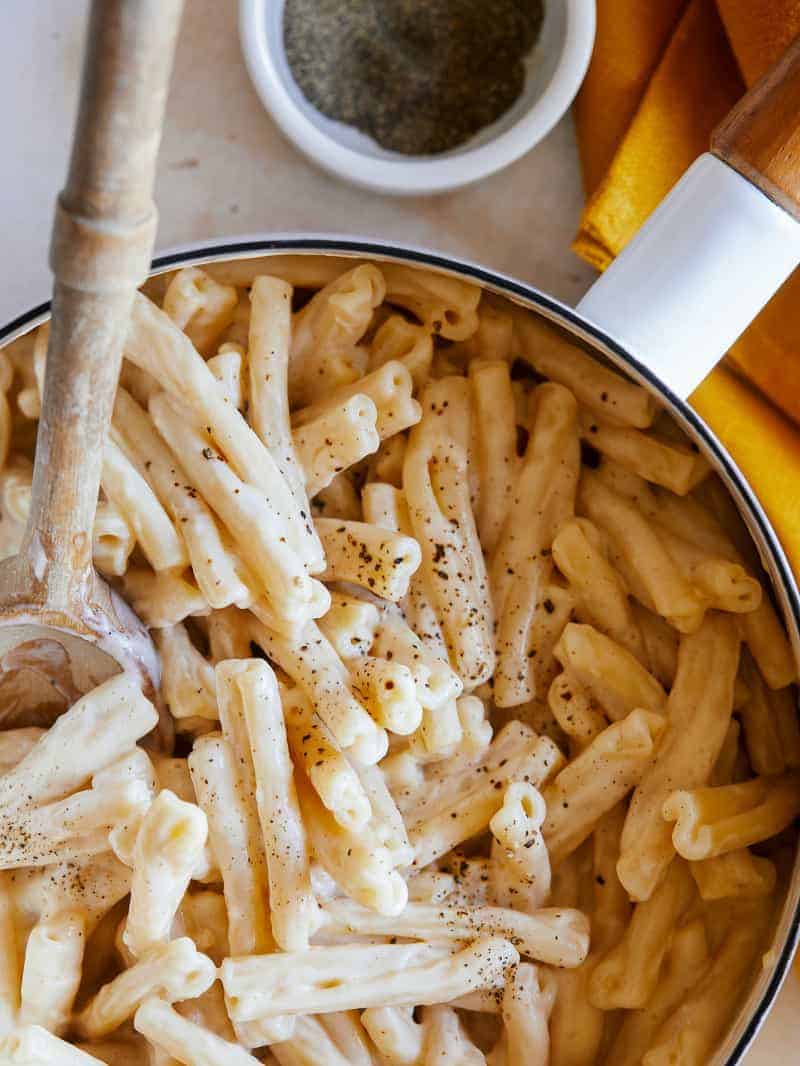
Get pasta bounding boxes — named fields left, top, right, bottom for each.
left=469, top=358, right=518, bottom=553
left=662, top=773, right=800, bottom=861
left=289, top=264, right=386, bottom=405
left=409, top=734, right=563, bottom=870
left=371, top=611, right=462, bottom=710
left=369, top=314, right=434, bottom=388
left=0, top=872, right=20, bottom=1036
left=578, top=410, right=709, bottom=496
left=422, top=1004, right=485, bottom=1064
left=217, top=659, right=320, bottom=950
left=272, top=1013, right=354, bottom=1066
left=0, top=673, right=157, bottom=811
left=100, top=438, right=188, bottom=574
left=547, top=672, right=606, bottom=751
left=156, top=623, right=218, bottom=722
left=361, top=1006, right=424, bottom=1065
left=0, top=768, right=151, bottom=868
left=503, top=964, right=557, bottom=1066
left=318, top=592, right=380, bottom=661
left=187, top=736, right=273, bottom=956
left=112, top=387, right=252, bottom=611
left=491, top=383, right=580, bottom=707
left=319, top=897, right=589, bottom=967
left=122, top=790, right=208, bottom=957
left=122, top=568, right=209, bottom=629
left=349, top=655, right=423, bottom=735
left=162, top=267, right=238, bottom=356
left=221, top=937, right=519, bottom=1020
left=294, top=394, right=380, bottom=495
left=247, top=613, right=388, bottom=764
left=606, top=918, right=710, bottom=1066
left=538, top=850, right=602, bottom=1066
left=91, top=499, right=135, bottom=578
left=209, top=344, right=247, bottom=411
left=690, top=848, right=777, bottom=900
left=579, top=471, right=705, bottom=633
left=150, top=392, right=324, bottom=631
left=553, top=622, right=666, bottom=721
left=542, top=709, right=666, bottom=867
left=19, top=912, right=85, bottom=1035
left=75, top=937, right=215, bottom=1039
left=293, top=359, right=421, bottom=443
left=295, top=771, right=407, bottom=916
left=0, top=255, right=796, bottom=1064
left=378, top=262, right=480, bottom=341
left=738, top=650, right=798, bottom=775
left=641, top=900, right=771, bottom=1065
left=0, top=1025, right=110, bottom=1065
left=589, top=858, right=695, bottom=1009
left=31, top=852, right=133, bottom=936
left=135, top=996, right=259, bottom=1066
left=126, top=293, right=324, bottom=575
left=617, top=613, right=741, bottom=901
left=317, top=1010, right=376, bottom=1065
left=551, top=517, right=645, bottom=660
left=490, top=782, right=551, bottom=911
left=369, top=433, right=407, bottom=487
left=282, top=683, right=372, bottom=832
left=315, top=518, right=421, bottom=601
left=404, top=377, right=495, bottom=688
left=179, top=890, right=230, bottom=964
left=513, top=311, right=656, bottom=428
left=247, top=275, right=311, bottom=512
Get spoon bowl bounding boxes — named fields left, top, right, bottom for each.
left=0, top=558, right=158, bottom=730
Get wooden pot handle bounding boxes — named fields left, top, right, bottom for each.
left=712, top=32, right=800, bottom=221
left=24, top=0, right=183, bottom=607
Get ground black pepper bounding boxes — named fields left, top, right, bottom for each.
left=283, top=0, right=545, bottom=156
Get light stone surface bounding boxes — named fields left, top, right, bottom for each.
left=0, top=2, right=797, bottom=1059
left=0, top=0, right=595, bottom=324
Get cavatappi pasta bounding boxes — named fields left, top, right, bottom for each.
left=0, top=255, right=797, bottom=1065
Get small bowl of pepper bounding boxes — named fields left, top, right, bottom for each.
left=239, top=0, right=596, bottom=196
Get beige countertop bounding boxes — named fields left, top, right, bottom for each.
left=155, top=1, right=596, bottom=302
left=0, top=0, right=595, bottom=322
left=1, top=1, right=797, bottom=1059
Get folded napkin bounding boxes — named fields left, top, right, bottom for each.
left=693, top=368, right=800, bottom=572
left=573, top=0, right=686, bottom=198
left=574, top=0, right=742, bottom=266
left=573, top=0, right=800, bottom=573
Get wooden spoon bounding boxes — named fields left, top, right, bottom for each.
left=0, top=0, right=183, bottom=734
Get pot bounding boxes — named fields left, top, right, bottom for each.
left=2, top=32, right=800, bottom=1066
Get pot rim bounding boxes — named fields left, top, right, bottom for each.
left=2, top=234, right=798, bottom=1063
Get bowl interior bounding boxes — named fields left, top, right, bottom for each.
left=139, top=241, right=800, bottom=1066
left=1, top=238, right=798, bottom=1066
left=265, top=0, right=568, bottom=161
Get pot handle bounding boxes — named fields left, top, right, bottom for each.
left=576, top=34, right=800, bottom=401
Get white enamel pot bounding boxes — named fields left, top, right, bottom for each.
left=1, top=30, right=800, bottom=1066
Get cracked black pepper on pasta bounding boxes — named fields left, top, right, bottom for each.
left=283, top=0, right=545, bottom=155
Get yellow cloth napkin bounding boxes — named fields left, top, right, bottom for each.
left=573, top=0, right=686, bottom=197
left=693, top=368, right=800, bottom=566
left=717, top=0, right=800, bottom=84
left=573, top=0, right=800, bottom=573
left=574, top=0, right=742, bottom=268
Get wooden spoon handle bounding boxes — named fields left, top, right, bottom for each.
left=712, top=32, right=800, bottom=221
left=23, top=0, right=183, bottom=606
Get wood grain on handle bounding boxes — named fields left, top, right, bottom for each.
left=24, top=0, right=183, bottom=607
left=712, top=33, right=800, bottom=221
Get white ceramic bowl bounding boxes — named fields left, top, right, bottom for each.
left=239, top=0, right=596, bottom=195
